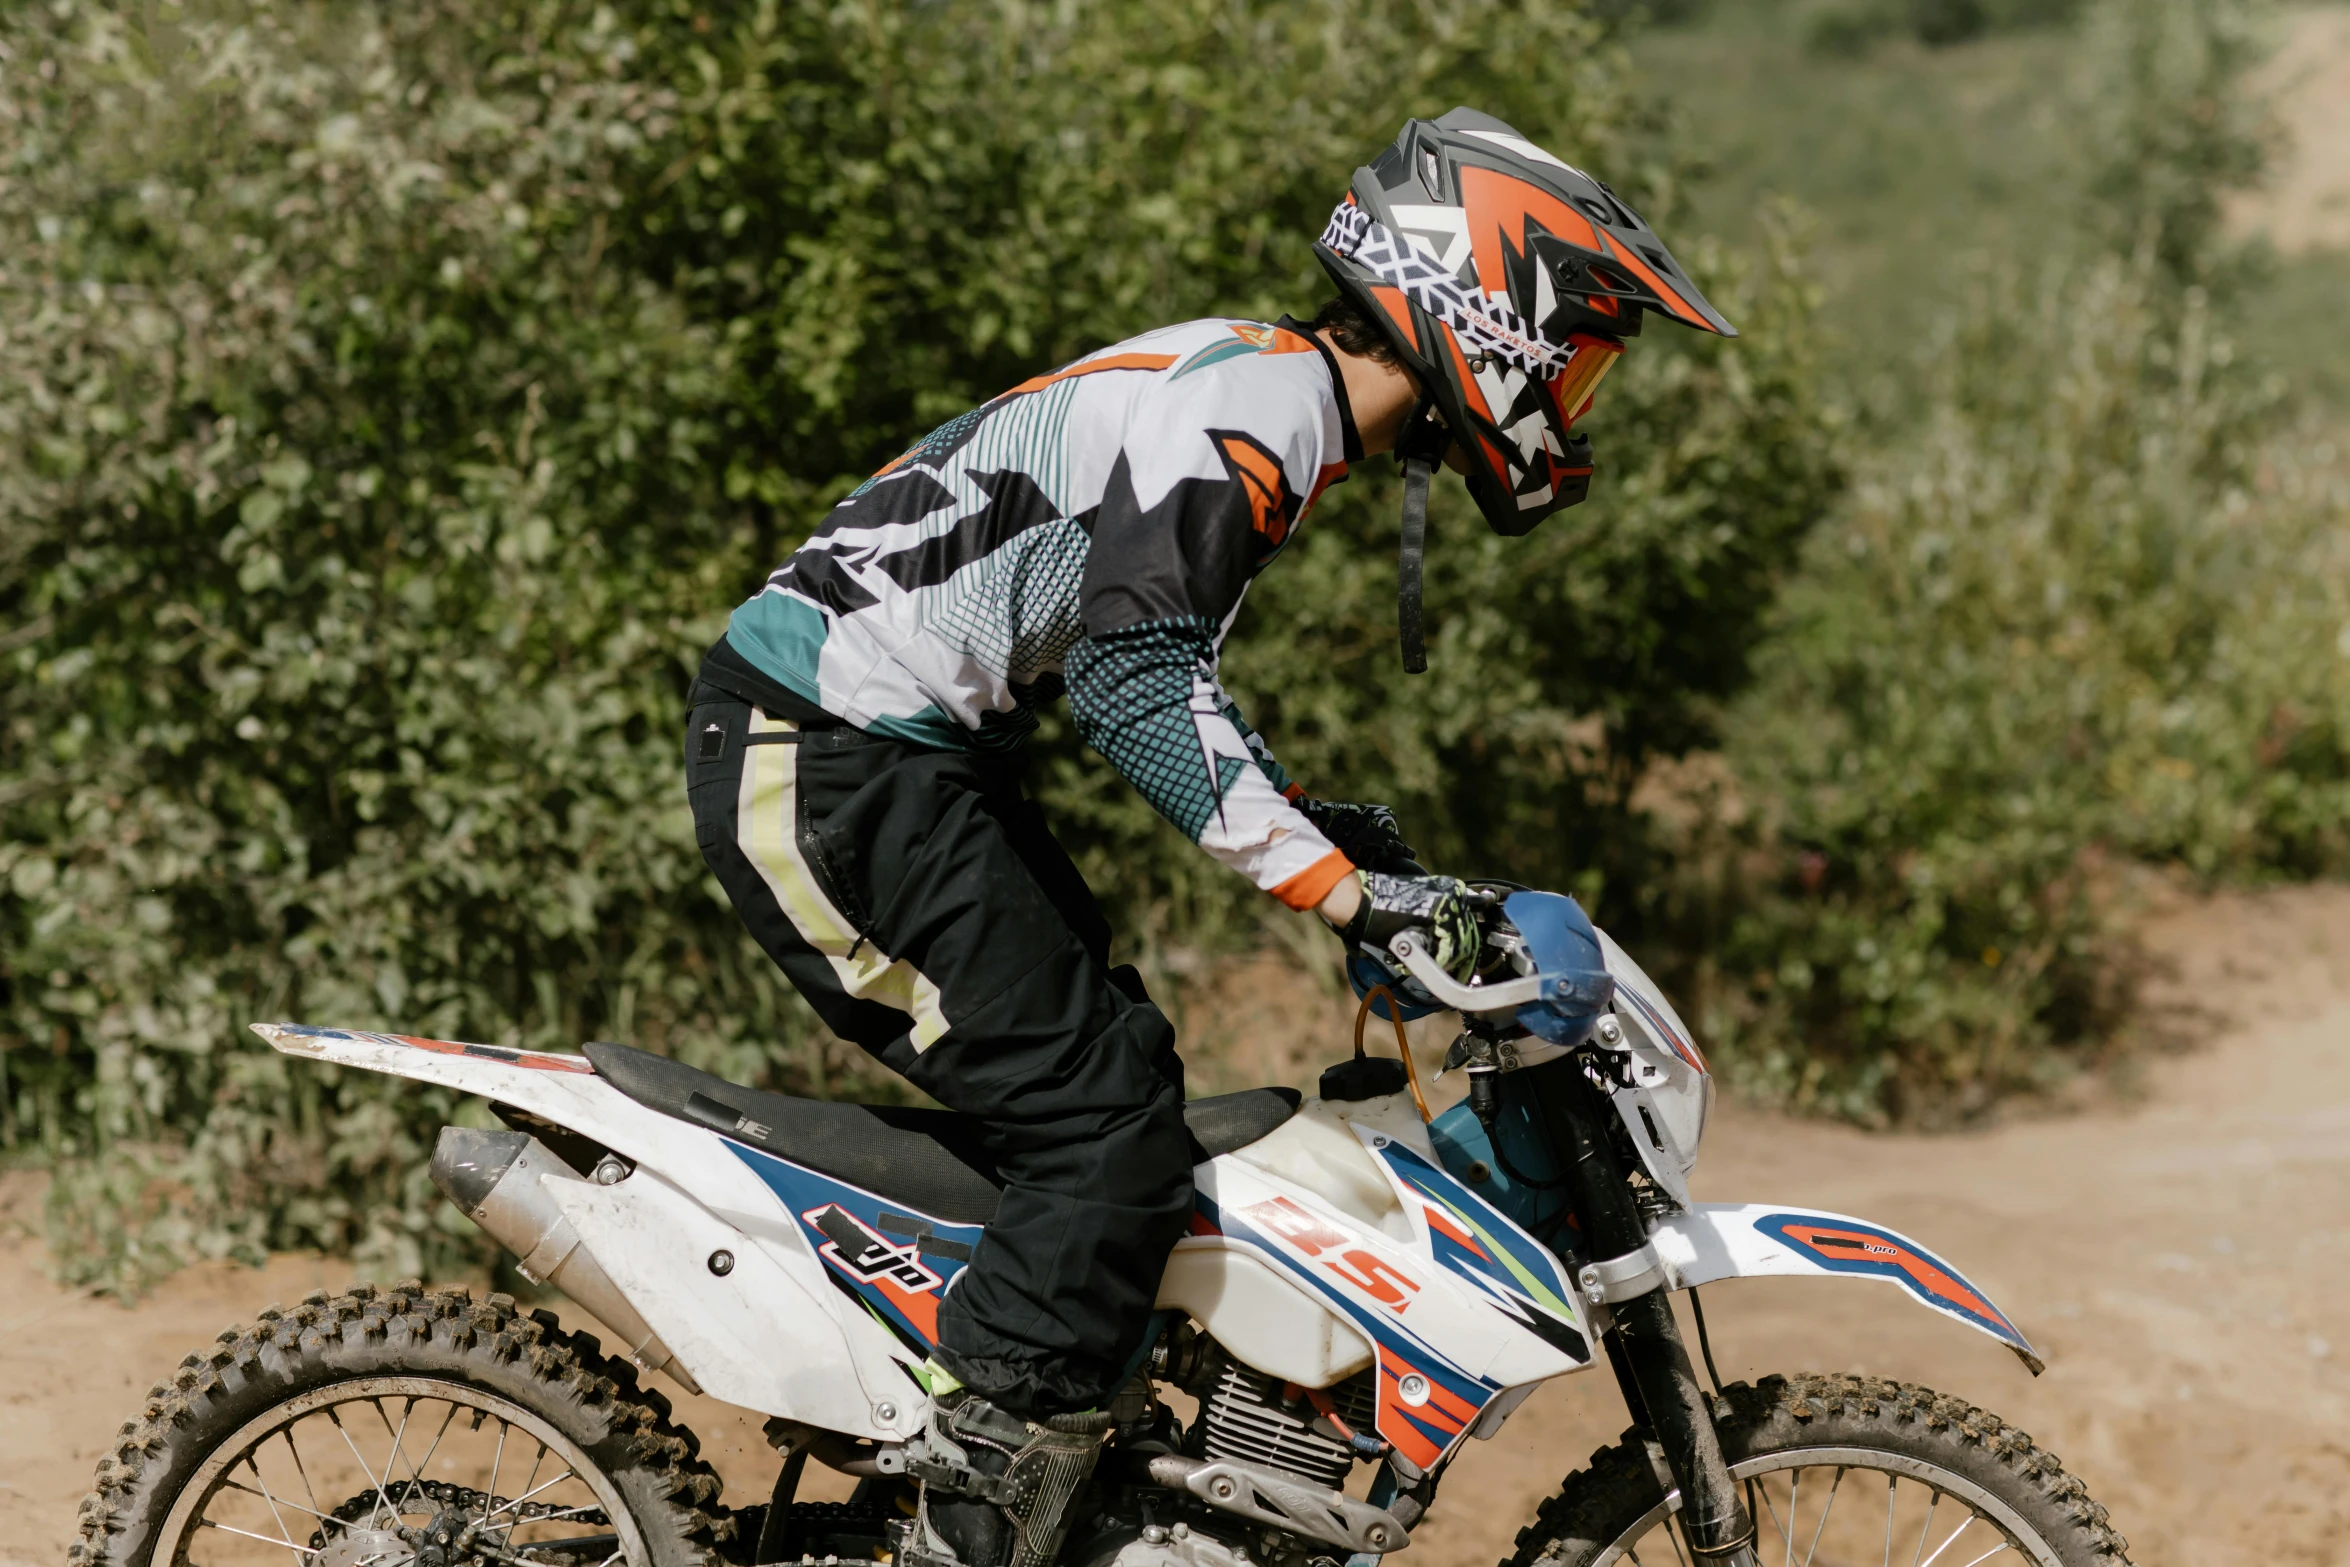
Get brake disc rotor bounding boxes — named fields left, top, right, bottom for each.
left=311, top=1527, right=414, bottom=1567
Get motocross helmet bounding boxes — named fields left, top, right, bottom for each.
left=1315, top=110, right=1736, bottom=667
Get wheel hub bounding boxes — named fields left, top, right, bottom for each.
left=311, top=1479, right=614, bottom=1566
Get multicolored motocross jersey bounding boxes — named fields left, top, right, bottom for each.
left=723, top=316, right=1365, bottom=911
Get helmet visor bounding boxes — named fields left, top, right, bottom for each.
left=1545, top=332, right=1623, bottom=429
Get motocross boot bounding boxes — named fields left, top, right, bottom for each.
left=903, top=1386, right=1112, bottom=1567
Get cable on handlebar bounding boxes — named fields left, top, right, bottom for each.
left=1354, top=985, right=1433, bottom=1123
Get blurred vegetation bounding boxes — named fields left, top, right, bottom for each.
left=0, top=0, right=1830, bottom=1289
left=1693, top=258, right=2349, bottom=1120
left=1627, top=0, right=2350, bottom=424
left=1649, top=0, right=2350, bottom=1119
left=0, top=0, right=2343, bottom=1288
left=1806, top=0, right=2085, bottom=54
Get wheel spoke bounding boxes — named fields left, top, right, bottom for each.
left=483, top=1414, right=511, bottom=1536
left=325, top=1405, right=394, bottom=1531
left=1784, top=1470, right=1800, bottom=1567
left=497, top=1438, right=551, bottom=1540
left=282, top=1428, right=323, bottom=1517
left=1591, top=1411, right=2093, bottom=1567
left=236, top=1453, right=302, bottom=1548
left=1910, top=1492, right=1939, bottom=1567
left=1801, top=1467, right=1845, bottom=1567
left=482, top=1467, right=585, bottom=1525
left=1917, top=1511, right=1979, bottom=1567
left=372, top=1396, right=423, bottom=1512
left=152, top=1372, right=643, bottom=1567
left=1753, top=1474, right=1793, bottom=1555
left=197, top=1516, right=318, bottom=1557
left=224, top=1470, right=334, bottom=1524
left=408, top=1398, right=463, bottom=1487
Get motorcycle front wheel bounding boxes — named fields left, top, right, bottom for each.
left=1505, top=1373, right=2131, bottom=1567
left=69, top=1282, right=735, bottom=1567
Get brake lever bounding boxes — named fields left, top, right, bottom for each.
left=1385, top=931, right=1549, bottom=1014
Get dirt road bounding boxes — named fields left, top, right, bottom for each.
left=2229, top=4, right=2350, bottom=254
left=5, top=883, right=2347, bottom=1567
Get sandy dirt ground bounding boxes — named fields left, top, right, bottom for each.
left=4, top=882, right=2347, bottom=1567
left=2229, top=4, right=2350, bottom=253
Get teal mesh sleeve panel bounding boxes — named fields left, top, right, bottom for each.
left=1067, top=616, right=1234, bottom=843
left=1218, top=694, right=1296, bottom=797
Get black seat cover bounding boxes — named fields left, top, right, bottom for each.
left=581, top=1040, right=1299, bottom=1225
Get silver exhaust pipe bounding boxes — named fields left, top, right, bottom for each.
left=430, top=1126, right=702, bottom=1395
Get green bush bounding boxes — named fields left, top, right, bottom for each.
left=0, top=0, right=1835, bottom=1291
left=1670, top=0, right=2332, bottom=1122
left=1693, top=258, right=2349, bottom=1122
left=1804, top=0, right=2086, bottom=56
left=5, top=0, right=2314, bottom=1293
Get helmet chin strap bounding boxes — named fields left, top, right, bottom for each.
left=1394, top=401, right=1450, bottom=675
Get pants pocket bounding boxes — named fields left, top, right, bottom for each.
left=684, top=701, right=744, bottom=852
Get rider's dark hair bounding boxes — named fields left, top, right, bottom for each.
left=1308, top=294, right=1401, bottom=368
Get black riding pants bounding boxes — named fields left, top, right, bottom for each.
left=683, top=688, right=1192, bottom=1417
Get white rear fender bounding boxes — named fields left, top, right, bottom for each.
left=256, top=1023, right=730, bottom=1181
left=1647, top=1203, right=2043, bottom=1374
left=256, top=1024, right=797, bottom=1241
left=253, top=1023, right=923, bottom=1430
left=547, top=1165, right=919, bottom=1438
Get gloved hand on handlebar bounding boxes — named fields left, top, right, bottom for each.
left=1332, top=869, right=1482, bottom=981
left=1294, top=798, right=1424, bottom=875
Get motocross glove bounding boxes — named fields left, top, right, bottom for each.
left=1338, top=869, right=1481, bottom=981
left=1294, top=798, right=1424, bottom=875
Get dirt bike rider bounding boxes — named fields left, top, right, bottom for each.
left=681, top=108, right=1733, bottom=1567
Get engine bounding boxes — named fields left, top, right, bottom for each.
left=1197, top=1356, right=1378, bottom=1490
left=1068, top=1345, right=1396, bottom=1567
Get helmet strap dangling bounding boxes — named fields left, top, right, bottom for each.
left=1394, top=401, right=1449, bottom=676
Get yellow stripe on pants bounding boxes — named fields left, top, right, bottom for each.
left=735, top=710, right=952, bottom=1051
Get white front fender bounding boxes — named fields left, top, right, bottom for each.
left=1648, top=1203, right=2042, bottom=1374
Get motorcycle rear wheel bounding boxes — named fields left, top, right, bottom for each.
left=1504, top=1373, right=2131, bottom=1567
left=69, top=1281, right=734, bottom=1567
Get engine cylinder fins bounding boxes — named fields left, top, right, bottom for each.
left=1198, top=1358, right=1377, bottom=1491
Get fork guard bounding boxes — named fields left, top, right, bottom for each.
left=1644, top=1203, right=2043, bottom=1375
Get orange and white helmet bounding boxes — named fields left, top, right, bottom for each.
left=1316, top=108, right=1735, bottom=540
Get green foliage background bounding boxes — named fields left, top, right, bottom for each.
left=0, top=0, right=2342, bottom=1289
left=0, top=0, right=1828, bottom=1287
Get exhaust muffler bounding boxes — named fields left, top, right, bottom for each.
left=430, top=1126, right=703, bottom=1394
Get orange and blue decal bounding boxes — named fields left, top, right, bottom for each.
left=1197, top=1189, right=1499, bottom=1471
left=1758, top=1213, right=2031, bottom=1353
left=1374, top=1143, right=1589, bottom=1365
left=722, top=1141, right=981, bottom=1353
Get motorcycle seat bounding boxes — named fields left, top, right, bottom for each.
left=581, top=1039, right=1299, bottom=1225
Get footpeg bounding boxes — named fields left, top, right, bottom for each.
left=1129, top=1452, right=1410, bottom=1554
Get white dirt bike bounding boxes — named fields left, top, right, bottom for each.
left=72, top=889, right=2132, bottom=1567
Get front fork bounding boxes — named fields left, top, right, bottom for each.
left=1525, top=1056, right=1759, bottom=1566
